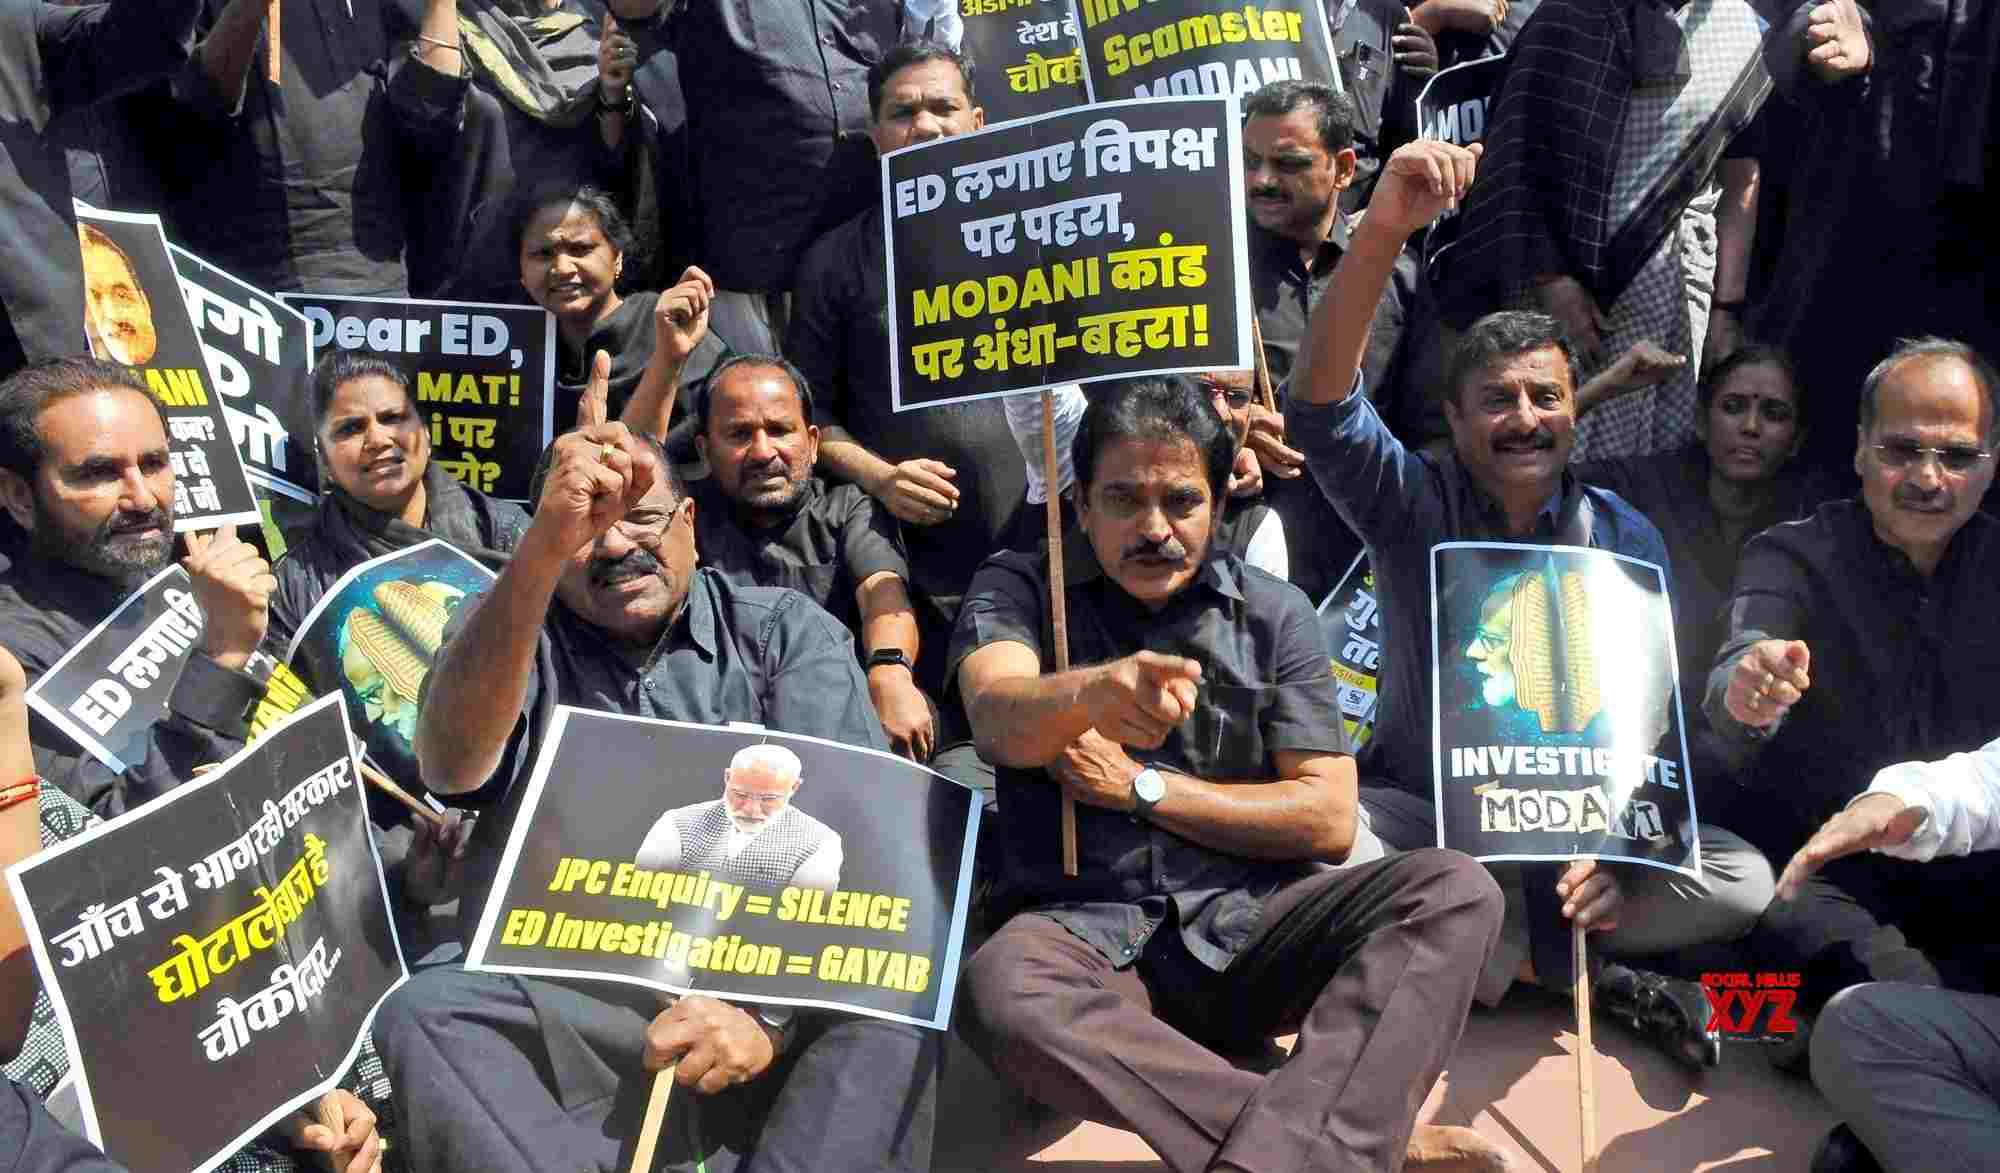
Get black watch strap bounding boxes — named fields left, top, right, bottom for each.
left=866, top=648, right=911, bottom=671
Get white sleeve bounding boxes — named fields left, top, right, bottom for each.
left=790, top=833, right=844, bottom=892
left=634, top=812, right=684, bottom=872
left=1001, top=384, right=1086, bottom=504
left=901, top=0, right=962, bottom=47
left=1859, top=734, right=2000, bottom=861
left=1241, top=508, right=1289, bottom=581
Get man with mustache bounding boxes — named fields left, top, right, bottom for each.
left=690, top=354, right=933, bottom=761
left=1707, top=337, right=2000, bottom=1034
left=952, top=376, right=1510, bottom=1172
left=378, top=355, right=934, bottom=1173
left=0, top=357, right=275, bottom=816
left=1239, top=79, right=1391, bottom=602
left=1283, top=139, right=1775, bottom=1069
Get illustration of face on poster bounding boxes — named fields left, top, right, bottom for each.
left=287, top=541, right=497, bottom=788
left=1454, top=563, right=1673, bottom=750
left=338, top=579, right=464, bottom=745
left=78, top=224, right=158, bottom=366
left=1431, top=542, right=1698, bottom=874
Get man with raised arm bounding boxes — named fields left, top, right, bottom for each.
left=1282, top=139, right=1774, bottom=1069
left=374, top=355, right=934, bottom=1173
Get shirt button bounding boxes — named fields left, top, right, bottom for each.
left=644, top=679, right=656, bottom=691
left=821, top=32, right=834, bottom=45
left=831, top=81, right=845, bottom=92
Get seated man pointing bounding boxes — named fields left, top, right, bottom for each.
left=950, top=377, right=1507, bottom=1172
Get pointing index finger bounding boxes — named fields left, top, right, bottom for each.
left=579, top=350, right=611, bottom=429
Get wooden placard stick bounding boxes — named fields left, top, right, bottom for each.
left=1573, top=916, right=1598, bottom=1172
left=266, top=0, right=281, bottom=84
left=628, top=1067, right=677, bottom=1173
left=357, top=758, right=447, bottom=830
left=1249, top=315, right=1278, bottom=412
left=1041, top=388, right=1078, bottom=877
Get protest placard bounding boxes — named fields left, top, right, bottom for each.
left=284, top=539, right=497, bottom=789
left=962, top=0, right=1087, bottom=123
left=1317, top=553, right=1380, bottom=751
left=5, top=695, right=406, bottom=1173
left=467, top=709, right=981, bottom=1030
left=72, top=204, right=261, bottom=532
left=280, top=294, right=555, bottom=502
left=885, top=95, right=1251, bottom=410
left=1429, top=542, right=1700, bottom=876
left=1414, top=55, right=1504, bottom=269
left=1066, top=0, right=1341, bottom=103
left=171, top=245, right=318, bottom=509
left=24, top=564, right=205, bottom=774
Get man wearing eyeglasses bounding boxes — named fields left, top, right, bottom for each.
left=1706, top=336, right=2000, bottom=1027
left=367, top=363, right=936, bottom=1173
left=637, top=742, right=842, bottom=892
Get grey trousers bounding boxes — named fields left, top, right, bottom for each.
left=1812, top=982, right=2000, bottom=1173
left=960, top=850, right=1504, bottom=1173
left=1351, top=787, right=1774, bottom=1004
left=374, top=967, right=937, bottom=1173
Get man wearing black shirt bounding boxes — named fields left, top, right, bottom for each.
left=0, top=358, right=274, bottom=816
left=1709, top=337, right=2000, bottom=1013
left=692, top=353, right=933, bottom=760
left=376, top=364, right=930, bottom=1173
left=786, top=41, right=1028, bottom=708
left=1241, top=80, right=1394, bottom=600
left=0, top=0, right=203, bottom=376
left=952, top=377, right=1505, bottom=1173
left=155, top=0, right=469, bottom=297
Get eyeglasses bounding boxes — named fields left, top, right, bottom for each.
left=1870, top=441, right=1994, bottom=475
left=1194, top=378, right=1254, bottom=409
left=724, top=787, right=790, bottom=810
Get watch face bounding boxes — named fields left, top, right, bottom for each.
left=1135, top=770, right=1166, bottom=803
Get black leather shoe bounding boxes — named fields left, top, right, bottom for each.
left=1810, top=1124, right=1884, bottom=1173
left=1593, top=962, right=1722, bottom=1071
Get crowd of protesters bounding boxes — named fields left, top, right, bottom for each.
left=0, top=0, right=1996, bottom=1170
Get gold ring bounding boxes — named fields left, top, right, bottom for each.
left=1761, top=670, right=1775, bottom=692
left=600, top=443, right=618, bottom=464
left=1748, top=692, right=1762, bottom=709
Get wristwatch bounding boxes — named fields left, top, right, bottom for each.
left=757, top=1005, right=796, bottom=1055
left=866, top=648, right=912, bottom=673
left=596, top=83, right=635, bottom=117
left=1130, top=767, right=1167, bottom=821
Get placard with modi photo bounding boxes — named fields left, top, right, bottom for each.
left=466, top=709, right=981, bottom=1030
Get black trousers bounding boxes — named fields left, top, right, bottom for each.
left=374, top=967, right=937, bottom=1173
left=959, top=850, right=1503, bottom=1173
left=2, top=1078, right=123, bottom=1173
left=1755, top=850, right=2000, bottom=1014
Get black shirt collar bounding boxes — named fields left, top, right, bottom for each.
left=1252, top=214, right=1352, bottom=282
left=553, top=566, right=718, bottom=664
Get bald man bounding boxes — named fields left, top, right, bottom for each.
left=637, top=742, right=843, bottom=892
